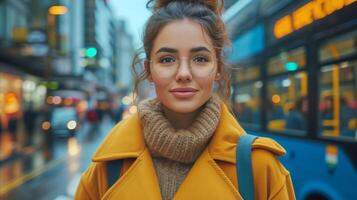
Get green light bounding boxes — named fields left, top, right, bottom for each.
left=86, top=47, right=97, bottom=58
left=285, top=62, right=298, bottom=71
left=49, top=81, right=59, bottom=90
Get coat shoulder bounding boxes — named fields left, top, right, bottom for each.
left=251, top=137, right=295, bottom=199
left=252, top=136, right=286, bottom=156
left=218, top=136, right=295, bottom=199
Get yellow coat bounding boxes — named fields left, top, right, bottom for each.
left=75, top=104, right=295, bottom=200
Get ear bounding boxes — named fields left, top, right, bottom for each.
left=144, top=60, right=153, bottom=82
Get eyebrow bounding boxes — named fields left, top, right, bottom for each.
left=155, top=47, right=177, bottom=54
left=155, top=46, right=211, bottom=54
left=190, top=47, right=211, bottom=53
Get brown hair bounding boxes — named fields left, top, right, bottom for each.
left=132, top=0, right=231, bottom=104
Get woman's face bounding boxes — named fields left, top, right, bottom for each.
left=148, top=19, right=220, bottom=113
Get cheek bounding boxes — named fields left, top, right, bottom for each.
left=152, top=76, right=170, bottom=96
left=200, top=75, right=216, bottom=90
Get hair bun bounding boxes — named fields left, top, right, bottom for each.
left=149, top=0, right=224, bottom=15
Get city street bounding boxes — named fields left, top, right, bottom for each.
left=1, top=0, right=357, bottom=199
left=0, top=117, right=114, bottom=200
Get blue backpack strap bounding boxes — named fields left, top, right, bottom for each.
left=106, top=159, right=123, bottom=188
left=236, top=134, right=258, bottom=200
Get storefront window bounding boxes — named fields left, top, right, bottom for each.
left=23, top=80, right=47, bottom=110
left=319, top=30, right=357, bottom=63
left=267, top=71, right=308, bottom=134
left=267, top=47, right=306, bottom=75
left=0, top=72, right=23, bottom=161
left=319, top=61, right=357, bottom=140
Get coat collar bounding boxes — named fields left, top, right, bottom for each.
left=92, top=103, right=286, bottom=163
left=92, top=113, right=145, bottom=162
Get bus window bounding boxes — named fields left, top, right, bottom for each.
left=319, top=29, right=357, bottom=63
left=267, top=72, right=308, bottom=134
left=267, top=47, right=306, bottom=75
left=319, top=61, right=357, bottom=139
left=232, top=65, right=260, bottom=82
left=232, top=66, right=261, bottom=129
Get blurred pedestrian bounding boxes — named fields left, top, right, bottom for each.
left=95, top=106, right=104, bottom=123
left=24, top=104, right=37, bottom=146
left=75, top=0, right=295, bottom=199
left=8, top=115, right=18, bottom=147
left=86, top=108, right=99, bottom=139
left=286, top=96, right=308, bottom=131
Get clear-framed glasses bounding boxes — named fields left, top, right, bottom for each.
left=149, top=54, right=217, bottom=79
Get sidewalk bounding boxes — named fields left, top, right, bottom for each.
left=0, top=136, right=67, bottom=196
left=0, top=119, right=92, bottom=196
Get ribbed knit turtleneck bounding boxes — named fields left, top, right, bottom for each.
left=138, top=96, right=221, bottom=200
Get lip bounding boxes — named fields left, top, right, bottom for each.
left=170, top=87, right=198, bottom=98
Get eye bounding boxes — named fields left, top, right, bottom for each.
left=193, top=56, right=209, bottom=64
left=159, top=56, right=176, bottom=64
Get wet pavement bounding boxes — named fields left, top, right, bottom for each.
left=0, top=116, right=115, bottom=200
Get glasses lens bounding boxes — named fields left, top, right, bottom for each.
left=151, top=56, right=215, bottom=79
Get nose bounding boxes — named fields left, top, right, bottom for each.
left=175, top=58, right=192, bottom=82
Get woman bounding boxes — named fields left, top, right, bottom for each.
left=75, top=0, right=295, bottom=199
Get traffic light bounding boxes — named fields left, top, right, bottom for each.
left=85, top=47, right=97, bottom=58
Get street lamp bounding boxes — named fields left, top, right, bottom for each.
left=46, top=5, right=68, bottom=78
left=48, top=5, right=68, bottom=49
left=48, top=6, right=68, bottom=15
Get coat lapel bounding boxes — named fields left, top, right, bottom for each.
left=173, top=149, right=243, bottom=200
left=172, top=104, right=245, bottom=200
left=102, top=149, right=162, bottom=200
left=91, top=114, right=162, bottom=200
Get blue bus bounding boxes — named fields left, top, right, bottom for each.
left=224, top=0, right=357, bottom=199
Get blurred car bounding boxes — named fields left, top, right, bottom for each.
left=42, top=107, right=80, bottom=137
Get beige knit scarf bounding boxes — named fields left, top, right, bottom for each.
left=138, top=96, right=221, bottom=164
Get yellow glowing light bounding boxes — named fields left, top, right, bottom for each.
left=292, top=2, right=314, bottom=30
left=77, top=101, right=88, bottom=113
left=46, top=96, right=53, bottom=104
left=129, top=105, right=138, bottom=114
left=274, top=0, right=357, bottom=39
left=63, top=98, right=73, bottom=106
left=49, top=6, right=68, bottom=15
left=326, top=145, right=338, bottom=155
left=272, top=95, right=281, bottom=104
left=68, top=138, right=80, bottom=156
left=4, top=92, right=20, bottom=114
left=42, top=121, right=51, bottom=130
left=274, top=15, right=293, bottom=39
